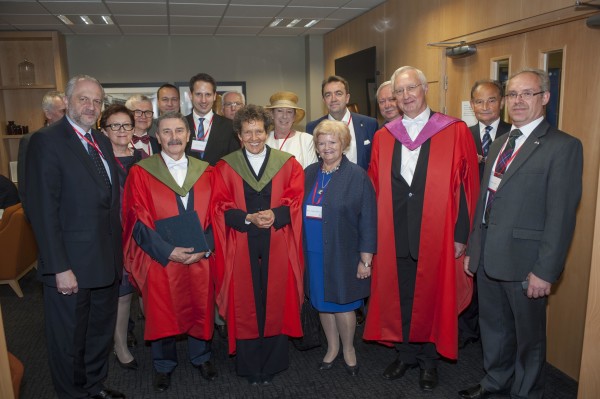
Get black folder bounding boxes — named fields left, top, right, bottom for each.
left=154, top=211, right=209, bottom=254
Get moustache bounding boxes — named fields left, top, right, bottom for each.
left=167, top=139, right=183, bottom=146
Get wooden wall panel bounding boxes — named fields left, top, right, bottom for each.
left=323, top=0, right=600, bottom=384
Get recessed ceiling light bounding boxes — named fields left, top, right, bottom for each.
left=270, top=18, right=283, bottom=27
left=80, top=15, right=93, bottom=25
left=101, top=16, right=114, bottom=25
left=286, top=18, right=301, bottom=28
left=57, top=15, right=73, bottom=25
left=304, top=19, right=319, bottom=28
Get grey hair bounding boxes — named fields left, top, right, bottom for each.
left=221, top=91, right=246, bottom=107
left=508, top=68, right=550, bottom=92
left=125, top=94, right=152, bottom=110
left=157, top=111, right=191, bottom=132
left=376, top=81, right=393, bottom=98
left=390, top=66, right=428, bottom=91
left=65, top=75, right=104, bottom=99
left=41, top=90, right=65, bottom=111
left=470, top=79, right=504, bottom=99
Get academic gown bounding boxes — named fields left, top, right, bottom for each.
left=122, top=154, right=214, bottom=341
left=211, top=148, right=304, bottom=355
left=364, top=117, right=479, bottom=360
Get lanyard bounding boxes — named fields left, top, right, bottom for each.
left=276, top=130, right=293, bottom=150
left=73, top=127, right=106, bottom=160
left=346, top=114, right=352, bottom=126
left=194, top=115, right=214, bottom=141
left=310, top=180, right=323, bottom=205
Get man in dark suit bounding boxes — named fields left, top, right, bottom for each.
left=459, top=69, right=583, bottom=399
left=26, top=75, right=125, bottom=399
left=17, top=90, right=65, bottom=210
left=184, top=73, right=240, bottom=166
left=376, top=80, right=401, bottom=125
left=458, top=79, right=511, bottom=349
left=148, top=83, right=181, bottom=138
left=306, top=75, right=378, bottom=170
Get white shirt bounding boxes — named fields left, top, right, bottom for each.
left=400, top=107, right=431, bottom=185
left=161, top=151, right=189, bottom=208
left=329, top=109, right=357, bottom=164
left=246, top=146, right=267, bottom=176
left=192, top=109, right=214, bottom=141
left=478, top=118, right=501, bottom=143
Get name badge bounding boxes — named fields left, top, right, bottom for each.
left=488, top=174, right=501, bottom=192
left=191, top=140, right=207, bottom=152
left=306, top=205, right=322, bottom=219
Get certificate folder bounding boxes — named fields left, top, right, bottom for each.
left=154, top=211, right=209, bottom=253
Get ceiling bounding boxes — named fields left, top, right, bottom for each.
left=0, top=0, right=386, bottom=36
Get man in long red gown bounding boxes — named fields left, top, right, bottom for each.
left=122, top=112, right=217, bottom=393
left=364, top=66, right=480, bottom=392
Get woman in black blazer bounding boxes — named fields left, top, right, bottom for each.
left=303, top=120, right=377, bottom=376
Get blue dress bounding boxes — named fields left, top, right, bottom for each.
left=303, top=169, right=362, bottom=312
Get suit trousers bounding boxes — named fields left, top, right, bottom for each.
left=151, top=336, right=211, bottom=373
left=478, top=233, right=546, bottom=398
left=44, top=282, right=118, bottom=399
left=395, top=256, right=438, bottom=369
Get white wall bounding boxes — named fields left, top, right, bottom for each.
left=66, top=34, right=322, bottom=130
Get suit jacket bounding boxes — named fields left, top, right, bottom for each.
left=306, top=112, right=378, bottom=170
left=17, top=131, right=33, bottom=208
left=25, top=117, right=123, bottom=288
left=466, top=119, right=583, bottom=284
left=185, top=113, right=240, bottom=166
left=469, top=120, right=511, bottom=180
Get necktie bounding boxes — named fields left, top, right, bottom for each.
left=484, top=129, right=522, bottom=223
left=84, top=133, right=111, bottom=188
left=481, top=125, right=493, bottom=158
left=197, top=117, right=205, bottom=139
left=132, top=134, right=150, bottom=144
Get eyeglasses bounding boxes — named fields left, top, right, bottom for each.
left=505, top=91, right=544, bottom=101
left=105, top=123, right=134, bottom=131
left=393, top=84, right=422, bottom=96
left=472, top=98, right=499, bottom=107
left=133, top=110, right=154, bottom=118
left=223, top=102, right=242, bottom=108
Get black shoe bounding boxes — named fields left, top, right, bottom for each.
left=458, top=384, right=492, bottom=399
left=153, top=372, right=171, bottom=392
left=127, top=331, right=137, bottom=348
left=90, top=389, right=126, bottom=399
left=382, top=359, right=417, bottom=380
left=419, top=368, right=438, bottom=391
left=196, top=360, right=217, bottom=381
left=355, top=308, right=365, bottom=326
left=318, top=360, right=334, bottom=370
left=261, top=374, right=274, bottom=385
left=114, top=352, right=138, bottom=370
left=458, top=336, right=479, bottom=349
left=215, top=324, right=228, bottom=338
left=247, top=375, right=260, bottom=386
left=344, top=362, right=359, bottom=377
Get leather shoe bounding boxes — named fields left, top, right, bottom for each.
left=196, top=360, right=217, bottom=381
left=458, top=384, right=492, bottom=399
left=153, top=372, right=171, bottom=392
left=355, top=308, right=365, bottom=326
left=91, top=388, right=126, bottom=398
left=247, top=375, right=260, bottom=386
left=419, top=368, right=438, bottom=391
left=261, top=374, right=274, bottom=385
left=344, top=362, right=359, bottom=377
left=458, top=336, right=479, bottom=349
left=382, top=359, right=416, bottom=380
left=318, top=360, right=334, bottom=370
left=114, top=352, right=138, bottom=370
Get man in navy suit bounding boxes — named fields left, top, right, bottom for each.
left=458, top=79, right=511, bottom=349
left=306, top=75, right=378, bottom=170
left=26, top=75, right=125, bottom=399
left=459, top=69, right=582, bottom=399
left=185, top=73, right=240, bottom=166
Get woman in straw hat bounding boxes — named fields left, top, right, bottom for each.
left=265, top=91, right=318, bottom=168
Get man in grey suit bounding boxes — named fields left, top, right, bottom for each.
left=459, top=69, right=583, bottom=399
left=458, top=79, right=511, bottom=349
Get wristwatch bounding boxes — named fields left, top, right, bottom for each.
left=361, top=260, right=371, bottom=268
left=204, top=250, right=212, bottom=258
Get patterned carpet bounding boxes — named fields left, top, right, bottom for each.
left=1, top=270, right=578, bottom=398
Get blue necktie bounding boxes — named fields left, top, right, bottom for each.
left=197, top=117, right=205, bottom=139
left=482, top=125, right=493, bottom=158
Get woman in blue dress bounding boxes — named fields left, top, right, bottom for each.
left=303, top=120, right=377, bottom=376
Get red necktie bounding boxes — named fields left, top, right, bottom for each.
left=132, top=134, right=150, bottom=144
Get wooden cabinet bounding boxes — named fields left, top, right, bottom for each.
left=0, top=31, right=68, bottom=179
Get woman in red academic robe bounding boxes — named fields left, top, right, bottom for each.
left=211, top=104, right=304, bottom=385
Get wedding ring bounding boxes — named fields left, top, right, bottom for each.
left=61, top=291, right=68, bottom=295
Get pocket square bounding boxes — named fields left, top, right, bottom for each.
left=364, top=139, right=371, bottom=145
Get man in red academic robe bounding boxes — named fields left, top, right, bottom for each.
left=122, top=112, right=217, bottom=393
left=364, top=66, right=480, bottom=392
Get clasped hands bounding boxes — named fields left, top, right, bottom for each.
left=246, top=209, right=275, bottom=229
left=169, top=247, right=207, bottom=264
